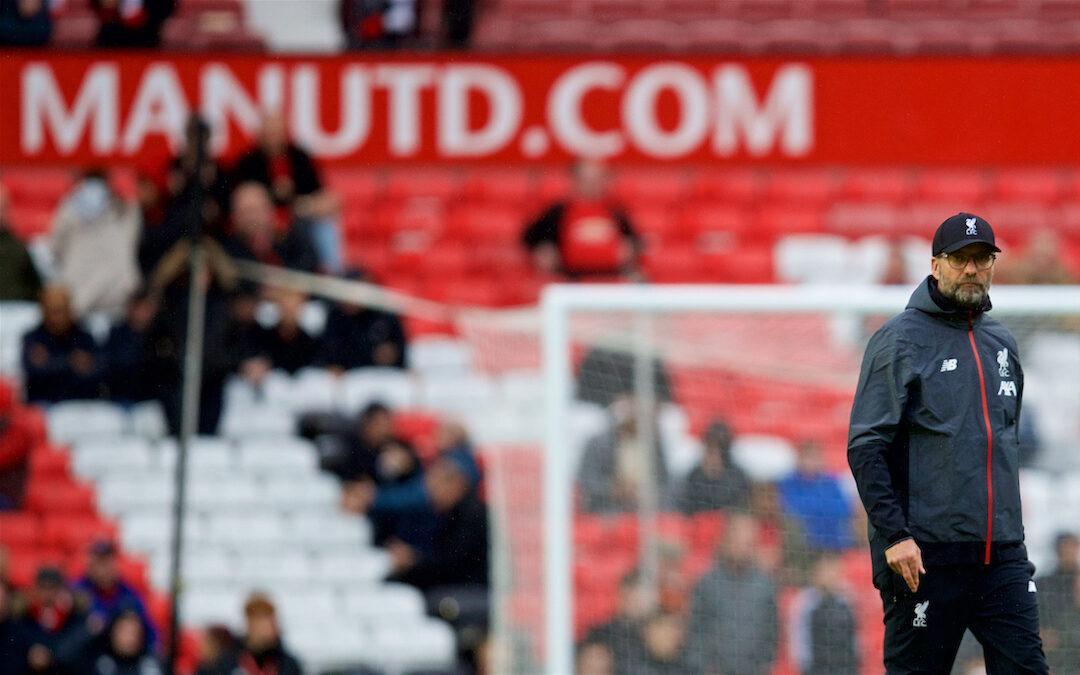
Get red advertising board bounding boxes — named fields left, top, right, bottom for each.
left=1, top=53, right=1079, bottom=167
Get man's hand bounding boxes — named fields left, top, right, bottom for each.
left=886, top=538, right=926, bottom=593
left=386, top=539, right=417, bottom=575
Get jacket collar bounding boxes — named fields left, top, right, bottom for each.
left=907, top=276, right=992, bottom=325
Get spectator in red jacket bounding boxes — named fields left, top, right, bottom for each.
left=231, top=112, right=341, bottom=273
left=0, top=380, right=33, bottom=510
left=91, top=0, right=174, bottom=48
left=522, top=158, right=641, bottom=280
left=224, top=182, right=318, bottom=274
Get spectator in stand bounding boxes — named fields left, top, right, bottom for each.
left=223, top=283, right=272, bottom=389
left=575, top=640, right=616, bottom=675
left=102, top=288, right=159, bottom=405
left=1039, top=532, right=1080, bottom=672
left=0, top=0, right=50, bottom=46
left=679, top=419, right=751, bottom=515
left=194, top=624, right=239, bottom=675
left=788, top=553, right=859, bottom=675
left=92, top=0, right=174, bottom=48
left=87, top=608, right=163, bottom=675
left=686, top=513, right=778, bottom=675
left=1002, top=229, right=1079, bottom=285
left=205, top=593, right=301, bottom=675
left=0, top=182, right=43, bottom=301
left=628, top=611, right=688, bottom=675
left=232, top=112, right=341, bottom=273
left=577, top=393, right=670, bottom=514
left=22, top=285, right=104, bottom=405
left=257, top=288, right=320, bottom=374
left=777, top=440, right=856, bottom=553
left=343, top=421, right=482, bottom=549
left=224, top=181, right=318, bottom=274
left=581, top=569, right=651, bottom=673
left=72, top=540, right=158, bottom=651
left=442, top=0, right=473, bottom=47
left=341, top=437, right=435, bottom=551
left=340, top=0, right=416, bottom=48
left=50, top=169, right=141, bottom=317
left=318, top=271, right=407, bottom=371
left=0, top=581, right=32, bottom=673
left=522, top=158, right=642, bottom=280
left=143, top=236, right=238, bottom=435
left=15, top=566, right=94, bottom=674
left=751, top=481, right=813, bottom=586
left=166, top=116, right=230, bottom=238
left=387, top=453, right=489, bottom=592
left=321, top=401, right=396, bottom=480
left=0, top=379, right=33, bottom=510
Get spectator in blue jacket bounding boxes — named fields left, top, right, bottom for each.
left=72, top=541, right=158, bottom=652
left=22, top=286, right=104, bottom=404
left=777, top=440, right=855, bottom=552
left=0, top=0, right=50, bottom=47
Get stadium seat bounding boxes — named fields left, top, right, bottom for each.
left=341, top=368, right=417, bottom=411
left=220, top=402, right=296, bottom=438
left=47, top=401, right=127, bottom=442
left=0, top=512, right=42, bottom=549
left=23, top=477, right=97, bottom=515
left=27, top=445, right=71, bottom=481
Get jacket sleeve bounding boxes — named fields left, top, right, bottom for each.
left=847, top=327, right=912, bottom=542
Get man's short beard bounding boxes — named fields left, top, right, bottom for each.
left=944, top=280, right=987, bottom=309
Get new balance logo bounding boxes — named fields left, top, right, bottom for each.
left=966, top=217, right=978, bottom=235
left=913, top=601, right=929, bottom=628
left=1029, top=580, right=1037, bottom=593
left=999, top=381, right=1017, bottom=397
left=940, top=359, right=958, bottom=372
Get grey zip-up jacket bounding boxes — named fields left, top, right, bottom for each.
left=848, top=277, right=1028, bottom=586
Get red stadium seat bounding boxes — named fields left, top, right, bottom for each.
left=916, top=169, right=989, bottom=204
left=23, top=478, right=96, bottom=516
left=445, top=203, right=524, bottom=244
left=612, top=169, right=688, bottom=209
left=326, top=169, right=381, bottom=206
left=0, top=512, right=42, bottom=549
left=835, top=18, right=908, bottom=52
left=385, top=170, right=461, bottom=203
left=755, top=204, right=826, bottom=240
left=462, top=170, right=534, bottom=206
left=27, top=446, right=71, bottom=482
left=682, top=204, right=753, bottom=252
left=49, top=15, right=97, bottom=48
left=690, top=169, right=765, bottom=205
left=840, top=168, right=914, bottom=203
left=4, top=547, right=67, bottom=589
left=756, top=19, right=839, bottom=52
left=642, top=245, right=704, bottom=283
left=42, top=515, right=118, bottom=554
left=824, top=202, right=902, bottom=237
left=633, top=205, right=689, bottom=248
left=764, top=169, right=840, bottom=205
left=596, top=19, right=686, bottom=51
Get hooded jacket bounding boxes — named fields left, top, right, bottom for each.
left=848, top=277, right=1027, bottom=587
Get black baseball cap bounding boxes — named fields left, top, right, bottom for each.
left=932, top=213, right=1001, bottom=256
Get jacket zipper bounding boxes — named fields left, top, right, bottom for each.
left=967, top=312, right=994, bottom=564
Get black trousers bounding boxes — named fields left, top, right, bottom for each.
left=880, top=559, right=1049, bottom=674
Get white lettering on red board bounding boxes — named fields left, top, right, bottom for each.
left=19, top=59, right=814, bottom=161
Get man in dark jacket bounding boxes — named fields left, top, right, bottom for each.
left=0, top=0, right=50, bottom=46
left=678, top=419, right=751, bottom=515
left=21, top=286, right=104, bottom=404
left=848, top=213, right=1048, bottom=673
left=388, top=454, right=488, bottom=592
left=685, top=513, right=777, bottom=675
left=0, top=183, right=43, bottom=300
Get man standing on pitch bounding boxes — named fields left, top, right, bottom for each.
left=848, top=213, right=1048, bottom=673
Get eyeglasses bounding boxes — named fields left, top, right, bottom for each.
left=939, top=251, right=996, bottom=270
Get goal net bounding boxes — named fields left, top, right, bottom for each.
left=477, top=283, right=1080, bottom=675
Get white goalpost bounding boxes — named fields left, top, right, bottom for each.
left=538, top=283, right=1080, bottom=675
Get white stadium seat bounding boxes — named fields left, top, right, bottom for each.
left=342, top=368, right=417, bottom=412
left=313, top=550, right=391, bottom=583
left=128, top=400, right=168, bottom=439
left=408, top=337, right=472, bottom=374
left=221, top=402, right=297, bottom=438
left=343, top=583, right=426, bottom=621
left=420, top=373, right=498, bottom=413
left=236, top=437, right=319, bottom=474
left=47, top=401, right=127, bottom=441
left=368, top=619, right=456, bottom=672
left=0, top=301, right=40, bottom=377
left=731, top=434, right=798, bottom=482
